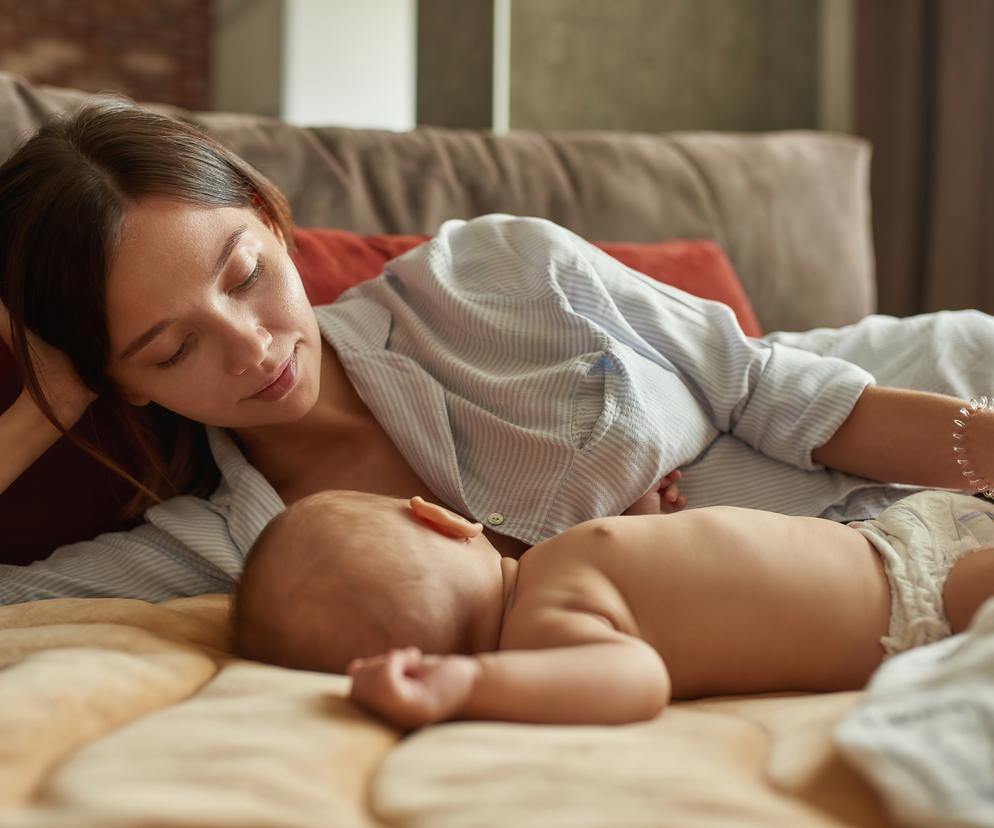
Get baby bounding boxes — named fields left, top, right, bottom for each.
left=231, top=489, right=994, bottom=729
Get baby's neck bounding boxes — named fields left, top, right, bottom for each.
left=467, top=555, right=520, bottom=653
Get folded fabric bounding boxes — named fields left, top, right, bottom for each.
left=835, top=596, right=994, bottom=828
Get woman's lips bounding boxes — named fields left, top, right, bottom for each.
left=249, top=348, right=298, bottom=401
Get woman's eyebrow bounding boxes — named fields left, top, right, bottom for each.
left=118, top=224, right=249, bottom=360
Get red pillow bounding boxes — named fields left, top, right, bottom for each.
left=293, top=228, right=762, bottom=337
left=0, top=227, right=760, bottom=565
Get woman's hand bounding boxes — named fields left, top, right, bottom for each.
left=623, top=470, right=686, bottom=516
left=347, top=647, right=479, bottom=730
left=0, top=299, right=96, bottom=429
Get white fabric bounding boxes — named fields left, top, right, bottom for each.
left=851, top=491, right=994, bottom=655
left=836, top=597, right=994, bottom=828
left=320, top=215, right=873, bottom=542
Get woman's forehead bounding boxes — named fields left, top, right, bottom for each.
left=103, top=199, right=260, bottom=338
left=115, top=198, right=250, bottom=262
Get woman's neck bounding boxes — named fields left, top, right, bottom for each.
left=232, top=339, right=376, bottom=493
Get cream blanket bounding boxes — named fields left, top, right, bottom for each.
left=0, top=596, right=892, bottom=827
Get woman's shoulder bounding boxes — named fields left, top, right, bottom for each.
left=391, top=214, right=584, bottom=304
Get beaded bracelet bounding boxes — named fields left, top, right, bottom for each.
left=953, top=396, right=994, bottom=499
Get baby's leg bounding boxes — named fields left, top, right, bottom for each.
left=943, top=545, right=994, bottom=632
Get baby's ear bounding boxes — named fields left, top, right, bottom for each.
left=409, top=496, right=483, bottom=540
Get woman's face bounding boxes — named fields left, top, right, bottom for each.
left=105, top=197, right=322, bottom=428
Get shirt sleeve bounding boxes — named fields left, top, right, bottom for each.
left=491, top=215, right=876, bottom=471
left=0, top=521, right=235, bottom=605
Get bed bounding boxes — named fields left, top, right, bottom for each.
left=0, top=70, right=898, bottom=827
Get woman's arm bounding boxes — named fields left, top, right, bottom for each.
left=0, top=299, right=95, bottom=495
left=542, top=218, right=875, bottom=472
left=0, top=392, right=63, bottom=494
left=812, top=385, right=993, bottom=489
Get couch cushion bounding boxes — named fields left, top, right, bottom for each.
left=292, top=228, right=762, bottom=336
left=0, top=70, right=874, bottom=333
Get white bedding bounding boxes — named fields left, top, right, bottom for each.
left=777, top=311, right=994, bottom=825
left=766, top=310, right=994, bottom=400
left=836, top=597, right=994, bottom=828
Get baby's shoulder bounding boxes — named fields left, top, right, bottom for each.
left=502, top=521, right=637, bottom=646
left=528, top=517, right=631, bottom=562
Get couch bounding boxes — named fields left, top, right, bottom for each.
left=0, top=71, right=893, bottom=827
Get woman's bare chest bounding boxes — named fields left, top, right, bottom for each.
left=277, top=433, right=432, bottom=505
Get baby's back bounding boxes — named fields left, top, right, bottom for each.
left=501, top=508, right=889, bottom=698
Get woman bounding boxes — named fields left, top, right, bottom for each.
left=1, top=100, right=992, bottom=605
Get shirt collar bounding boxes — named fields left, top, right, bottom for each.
left=206, top=426, right=285, bottom=556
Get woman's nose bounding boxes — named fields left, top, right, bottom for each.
left=224, top=321, right=273, bottom=375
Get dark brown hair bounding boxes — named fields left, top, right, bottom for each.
left=0, top=97, right=296, bottom=515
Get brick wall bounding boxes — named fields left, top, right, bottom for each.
left=0, top=0, right=211, bottom=110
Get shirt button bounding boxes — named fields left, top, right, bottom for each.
left=486, top=512, right=505, bottom=526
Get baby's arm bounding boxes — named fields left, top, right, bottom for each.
left=348, top=609, right=670, bottom=729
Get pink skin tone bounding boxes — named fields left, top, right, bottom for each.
left=343, top=494, right=671, bottom=729
left=104, top=197, right=323, bottom=430
left=343, top=494, right=994, bottom=731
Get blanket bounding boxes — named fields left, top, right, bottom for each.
left=0, top=595, right=893, bottom=827
left=837, top=598, right=994, bottom=828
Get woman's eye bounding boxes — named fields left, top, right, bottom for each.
left=235, top=259, right=265, bottom=291
left=158, top=337, right=191, bottom=369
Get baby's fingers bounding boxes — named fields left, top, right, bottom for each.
left=660, top=487, right=687, bottom=513
left=655, top=469, right=682, bottom=490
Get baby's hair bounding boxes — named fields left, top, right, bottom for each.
left=0, top=97, right=295, bottom=518
left=230, top=492, right=424, bottom=674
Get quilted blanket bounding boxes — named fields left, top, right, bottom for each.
left=0, top=596, right=893, bottom=827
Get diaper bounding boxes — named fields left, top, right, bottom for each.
left=849, top=490, right=994, bottom=656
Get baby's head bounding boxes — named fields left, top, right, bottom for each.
left=231, top=490, right=500, bottom=673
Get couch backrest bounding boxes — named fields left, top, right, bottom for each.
left=0, top=71, right=874, bottom=332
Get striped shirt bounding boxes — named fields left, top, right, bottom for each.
left=2, top=214, right=908, bottom=605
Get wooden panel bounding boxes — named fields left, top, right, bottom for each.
left=417, top=0, right=494, bottom=129
left=925, top=0, right=994, bottom=312
left=855, top=0, right=929, bottom=317
left=510, top=0, right=819, bottom=132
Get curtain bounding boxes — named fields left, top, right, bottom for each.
left=857, top=0, right=994, bottom=316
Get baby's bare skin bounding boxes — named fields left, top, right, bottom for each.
left=248, top=491, right=991, bottom=729
left=502, top=509, right=892, bottom=699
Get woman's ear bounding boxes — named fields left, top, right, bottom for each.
left=409, top=496, right=483, bottom=541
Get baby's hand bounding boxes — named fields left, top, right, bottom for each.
left=347, top=647, right=479, bottom=730
left=623, top=470, right=686, bottom=516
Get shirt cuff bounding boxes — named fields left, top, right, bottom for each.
left=732, top=343, right=875, bottom=470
